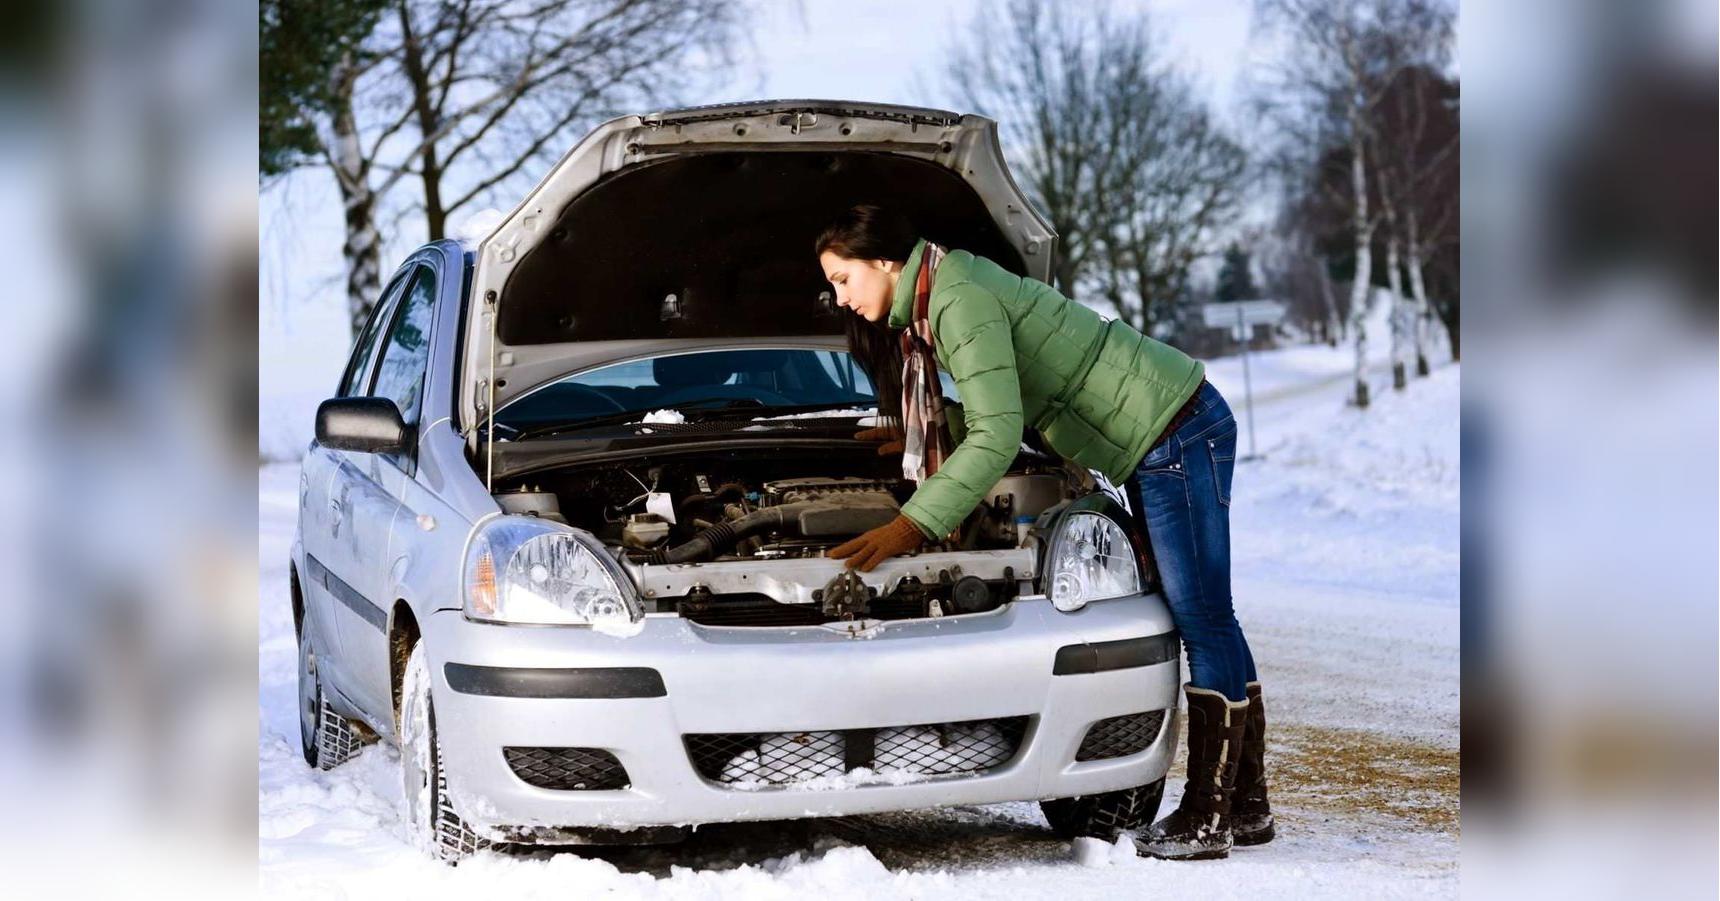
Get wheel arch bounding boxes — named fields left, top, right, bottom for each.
left=289, top=562, right=306, bottom=640
left=389, top=600, right=422, bottom=733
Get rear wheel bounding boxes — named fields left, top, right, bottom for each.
left=298, top=611, right=363, bottom=770
left=1040, top=779, right=1166, bottom=841
left=400, top=642, right=491, bottom=862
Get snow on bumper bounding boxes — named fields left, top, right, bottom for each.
left=423, top=595, right=1181, bottom=839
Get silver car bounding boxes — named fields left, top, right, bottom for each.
left=292, top=100, right=1181, bottom=861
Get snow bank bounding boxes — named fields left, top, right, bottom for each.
left=1230, top=363, right=1461, bottom=748
left=640, top=409, right=686, bottom=424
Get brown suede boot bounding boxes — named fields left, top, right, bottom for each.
left=1232, top=681, right=1276, bottom=846
left=1134, top=685, right=1250, bottom=860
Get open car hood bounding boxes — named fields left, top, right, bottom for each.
left=460, top=99, right=1057, bottom=438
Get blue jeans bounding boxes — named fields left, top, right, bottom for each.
left=1128, top=381, right=1256, bottom=702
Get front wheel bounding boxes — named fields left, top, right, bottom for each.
left=298, top=611, right=362, bottom=770
left=400, top=642, right=491, bottom=862
left=1040, top=779, right=1166, bottom=841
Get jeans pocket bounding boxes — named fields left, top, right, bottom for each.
left=1137, top=433, right=1184, bottom=477
left=1206, top=424, right=1237, bottom=506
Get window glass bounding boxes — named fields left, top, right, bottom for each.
left=370, top=266, right=437, bottom=424
left=495, top=348, right=877, bottom=432
left=338, top=275, right=407, bottom=396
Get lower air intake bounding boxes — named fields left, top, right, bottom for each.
left=685, top=716, right=1029, bottom=787
left=1075, top=711, right=1166, bottom=761
left=503, top=746, right=630, bottom=791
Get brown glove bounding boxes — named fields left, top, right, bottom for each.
left=854, top=424, right=905, bottom=456
left=829, top=515, right=927, bottom=572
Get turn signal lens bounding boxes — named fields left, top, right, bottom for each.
left=467, top=550, right=497, bottom=617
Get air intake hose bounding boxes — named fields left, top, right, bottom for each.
left=660, top=503, right=817, bottom=563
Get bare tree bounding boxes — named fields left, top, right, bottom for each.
left=1368, top=1, right=1455, bottom=386
left=1094, top=73, right=1248, bottom=335
left=1259, top=194, right=1342, bottom=345
left=945, top=0, right=1245, bottom=333
left=945, top=0, right=1110, bottom=298
left=325, top=52, right=386, bottom=336
left=1257, top=0, right=1404, bottom=407
left=1374, top=63, right=1458, bottom=377
left=308, top=0, right=748, bottom=336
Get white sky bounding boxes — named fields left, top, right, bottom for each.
left=727, top=0, right=1259, bottom=125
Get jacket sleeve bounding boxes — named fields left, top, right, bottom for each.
left=899, top=281, right=1023, bottom=539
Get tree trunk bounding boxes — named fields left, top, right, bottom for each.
left=1347, top=136, right=1372, bottom=408
left=329, top=58, right=383, bottom=339
left=1054, top=255, right=1080, bottom=302
left=1317, top=259, right=1341, bottom=346
left=1386, top=236, right=1406, bottom=390
left=1437, top=298, right=1460, bottom=361
left=398, top=5, right=447, bottom=241
left=1405, top=244, right=1433, bottom=377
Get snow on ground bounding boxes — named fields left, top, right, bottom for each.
left=258, top=335, right=1459, bottom=898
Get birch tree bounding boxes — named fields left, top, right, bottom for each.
left=1376, top=63, right=1458, bottom=375
left=1369, top=1, right=1455, bottom=385
left=267, top=0, right=747, bottom=337
left=1257, top=0, right=1402, bottom=408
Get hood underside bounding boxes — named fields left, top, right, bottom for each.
left=499, top=152, right=1026, bottom=345
left=462, top=100, right=1057, bottom=435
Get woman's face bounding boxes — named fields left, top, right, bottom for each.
left=819, top=250, right=898, bottom=323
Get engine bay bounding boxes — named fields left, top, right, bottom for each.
left=488, top=446, right=1086, bottom=625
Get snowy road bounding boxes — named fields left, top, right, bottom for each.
left=258, top=351, right=1460, bottom=898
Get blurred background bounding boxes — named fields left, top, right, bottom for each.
left=0, top=0, right=1710, bottom=895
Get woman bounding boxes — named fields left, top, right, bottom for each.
left=817, top=205, right=1273, bottom=861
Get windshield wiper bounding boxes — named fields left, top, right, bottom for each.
left=497, top=399, right=876, bottom=441
left=501, top=409, right=666, bottom=441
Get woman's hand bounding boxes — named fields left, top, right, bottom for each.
left=828, top=515, right=926, bottom=572
left=854, top=424, right=905, bottom=456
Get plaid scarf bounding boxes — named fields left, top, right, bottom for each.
left=899, top=241, right=951, bottom=485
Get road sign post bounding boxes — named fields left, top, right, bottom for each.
left=1201, top=300, right=1286, bottom=462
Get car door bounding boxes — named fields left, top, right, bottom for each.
left=301, top=271, right=407, bottom=692
left=329, top=262, right=440, bottom=720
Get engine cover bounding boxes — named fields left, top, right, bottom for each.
left=762, top=476, right=900, bottom=504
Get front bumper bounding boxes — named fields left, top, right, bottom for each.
left=423, top=594, right=1181, bottom=841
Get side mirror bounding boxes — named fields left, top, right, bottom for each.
left=316, top=397, right=411, bottom=455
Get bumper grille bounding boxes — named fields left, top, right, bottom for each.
left=503, top=746, right=630, bottom=791
left=686, top=716, right=1029, bottom=787
left=677, top=594, right=1002, bottom=627
left=1075, top=711, right=1166, bottom=761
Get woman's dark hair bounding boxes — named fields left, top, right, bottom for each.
left=845, top=314, right=903, bottom=419
left=813, top=203, right=918, bottom=263
left=817, top=204, right=916, bottom=418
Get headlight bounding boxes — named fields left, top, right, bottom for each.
left=1046, top=512, right=1142, bottom=612
left=463, top=516, right=642, bottom=631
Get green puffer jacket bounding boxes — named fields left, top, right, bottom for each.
left=889, top=238, right=1205, bottom=539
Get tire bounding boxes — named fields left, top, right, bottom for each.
left=400, top=642, right=492, bottom=862
left=1040, top=779, right=1166, bottom=842
left=298, top=612, right=363, bottom=771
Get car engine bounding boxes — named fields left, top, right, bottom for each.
left=490, top=447, right=1085, bottom=625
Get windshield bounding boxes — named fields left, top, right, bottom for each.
left=493, top=348, right=881, bottom=434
